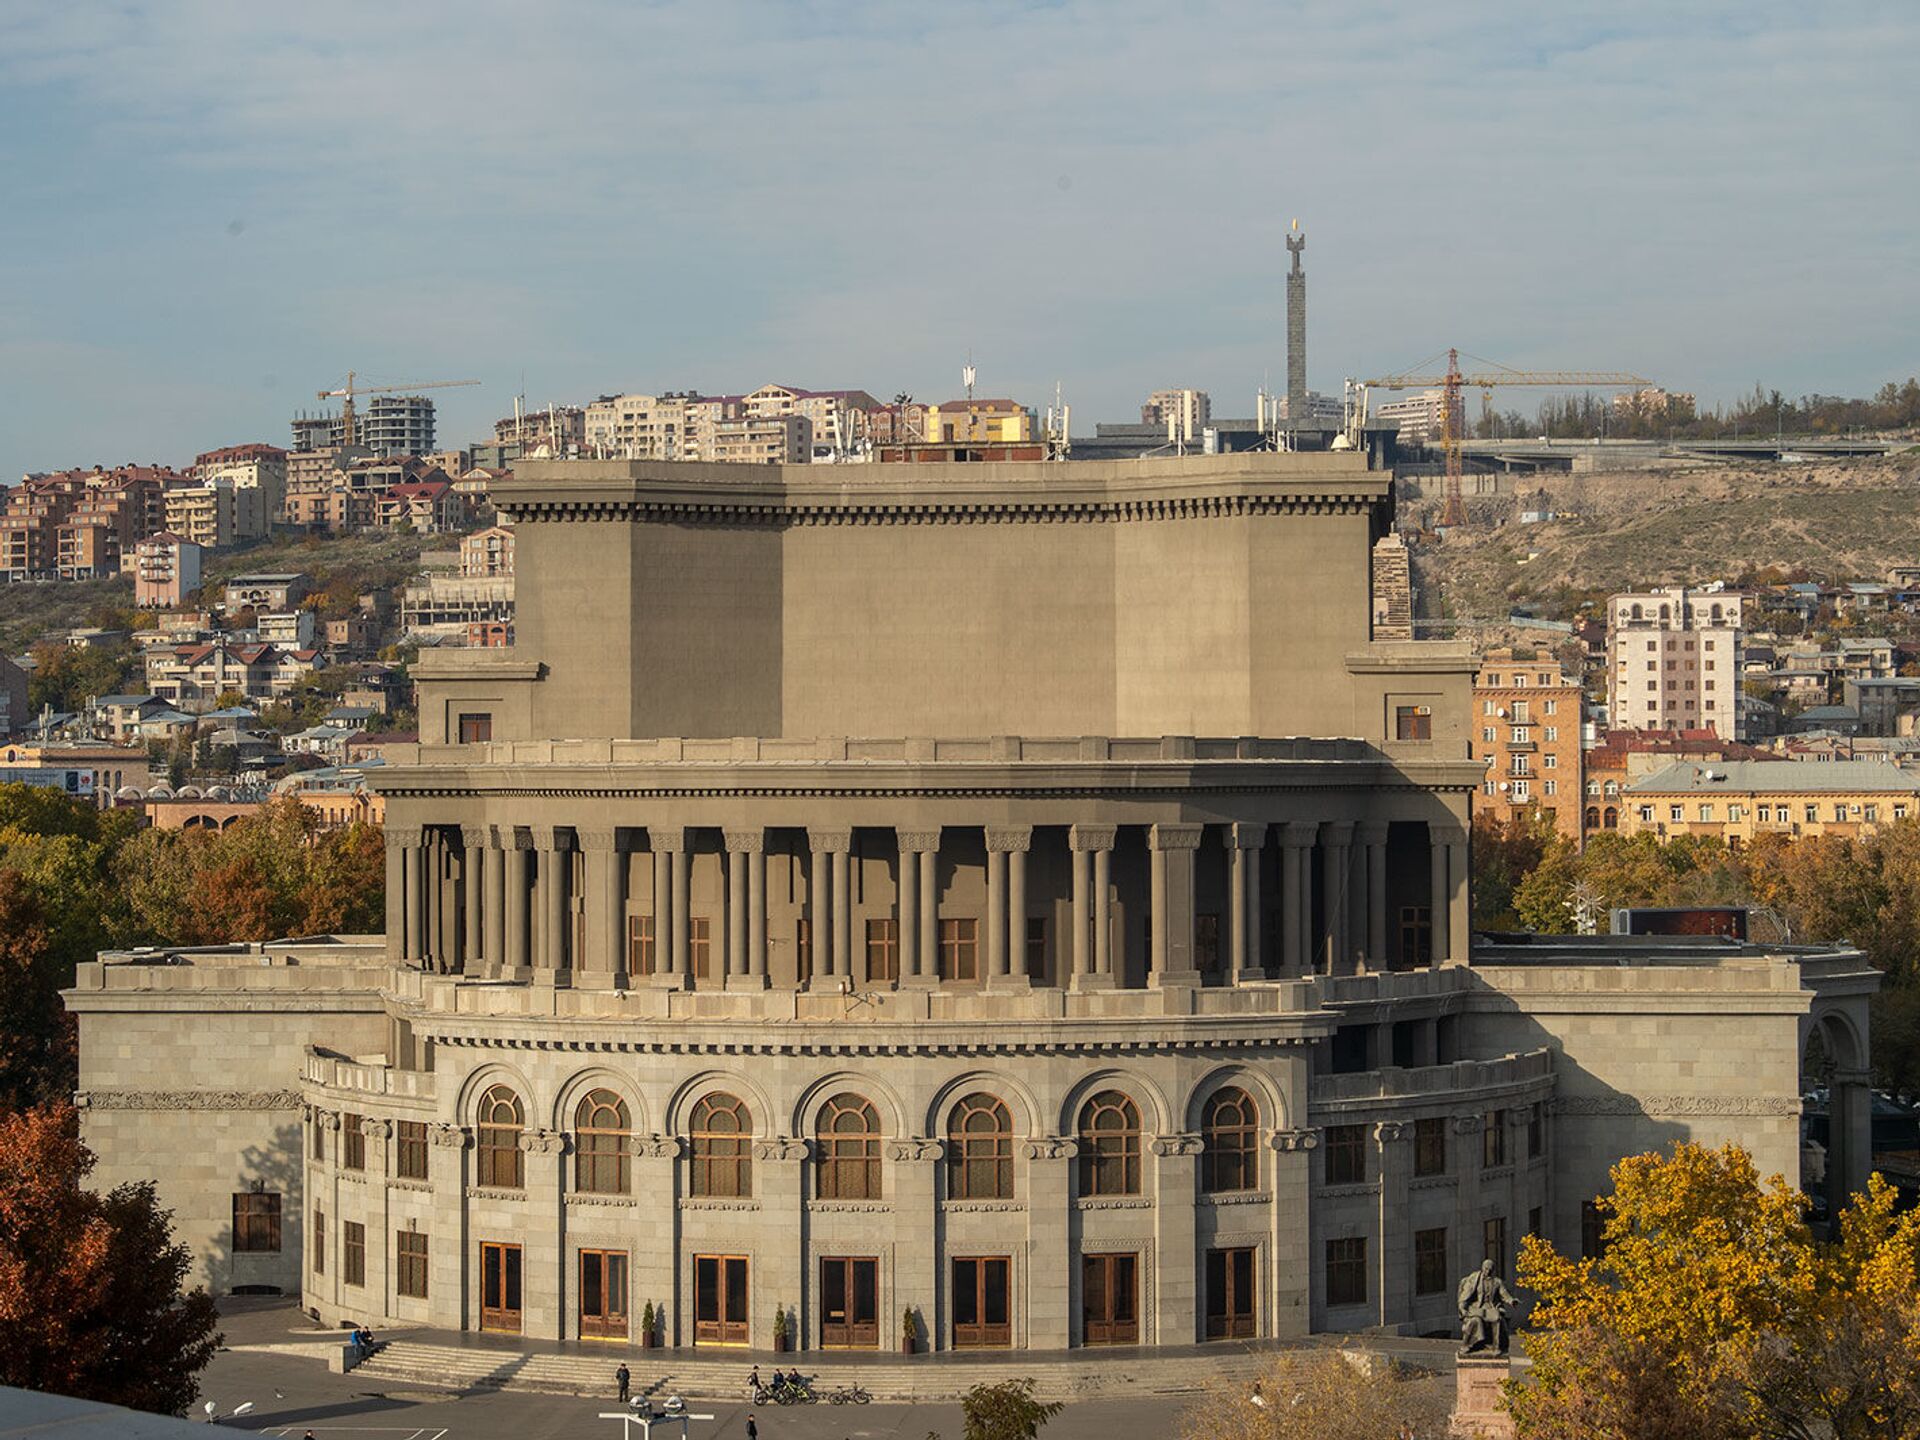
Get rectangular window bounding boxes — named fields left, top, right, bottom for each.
left=1544, top=779, right=1558, bottom=796
left=1544, top=725, right=1558, bottom=740
left=233, top=1192, right=282, bottom=1253
left=1510, top=727, right=1529, bottom=745
left=1414, top=1227, right=1449, bottom=1296
left=1865, top=805, right=1879, bottom=823
left=1529, top=1207, right=1543, bottom=1239
left=1324, top=1124, right=1367, bottom=1186
left=1195, top=913, right=1221, bottom=972
left=1485, top=1215, right=1509, bottom=1275
left=1639, top=805, right=1654, bottom=822
left=940, top=918, right=979, bottom=982
left=865, top=918, right=898, bottom=983
left=1326, top=1237, right=1368, bottom=1308
left=1834, top=805, right=1848, bottom=823
left=1806, top=805, right=1819, bottom=823
left=1699, top=805, right=1715, bottom=822
left=628, top=914, right=655, bottom=976
left=343, top=1113, right=365, bottom=1170
left=344, top=1221, right=365, bottom=1287
left=1025, top=917, right=1048, bottom=979
left=1581, top=1201, right=1606, bottom=1259
left=1670, top=805, right=1685, bottom=822
left=312, top=1209, right=325, bottom=1274
left=1483, top=1111, right=1507, bottom=1168
left=688, top=916, right=711, bottom=978
left=396, top=1120, right=429, bottom=1181
left=1396, top=705, right=1432, bottom=741
left=1543, top=700, right=1557, bottom=716
left=396, top=1230, right=429, bottom=1299
left=457, top=712, right=493, bottom=743
left=1413, top=1117, right=1447, bottom=1177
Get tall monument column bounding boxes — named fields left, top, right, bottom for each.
left=1286, top=222, right=1308, bottom=425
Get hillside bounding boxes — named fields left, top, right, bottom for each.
left=1409, top=453, right=1920, bottom=624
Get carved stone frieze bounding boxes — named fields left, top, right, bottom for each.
left=679, top=1198, right=761, bottom=1211
left=754, top=1136, right=810, bottom=1162
left=1199, top=1191, right=1274, bottom=1207
left=75, top=1089, right=303, bottom=1112
left=941, top=1200, right=1028, bottom=1213
left=808, top=1200, right=893, bottom=1214
left=895, top=830, right=942, bottom=854
left=886, top=1137, right=945, bottom=1162
left=1148, top=1133, right=1203, bottom=1158
left=566, top=1194, right=643, bottom=1208
left=1021, top=1136, right=1080, bottom=1161
left=1075, top=1196, right=1153, bottom=1210
left=1555, top=1095, right=1800, bottom=1119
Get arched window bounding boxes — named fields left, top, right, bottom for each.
left=947, top=1093, right=1014, bottom=1200
left=476, top=1084, right=524, bottom=1189
left=1584, top=806, right=1600, bottom=831
left=1200, top=1087, right=1259, bottom=1193
left=1604, top=807, right=1619, bottom=829
left=1629, top=604, right=1643, bottom=621
left=816, top=1093, right=882, bottom=1200
left=574, top=1088, right=631, bottom=1195
left=689, top=1092, right=752, bottom=1198
left=1077, top=1090, right=1140, bottom=1197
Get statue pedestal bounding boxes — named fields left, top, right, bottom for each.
left=1449, top=1355, right=1515, bottom=1439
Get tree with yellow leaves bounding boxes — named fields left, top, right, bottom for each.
left=1511, top=1142, right=1920, bottom=1440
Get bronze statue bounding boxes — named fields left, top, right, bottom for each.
left=1457, top=1259, right=1516, bottom=1356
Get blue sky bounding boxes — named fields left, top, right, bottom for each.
left=1, top=1, right=1914, bottom=474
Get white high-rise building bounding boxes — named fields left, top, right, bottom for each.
left=1607, top=585, right=1745, bottom=740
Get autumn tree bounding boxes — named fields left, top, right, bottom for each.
left=0, top=871, right=69, bottom=1111
left=1178, top=1352, right=1449, bottom=1440
left=960, top=1378, right=1064, bottom=1440
left=0, top=1104, right=221, bottom=1416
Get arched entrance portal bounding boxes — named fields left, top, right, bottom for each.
left=1801, top=1006, right=1871, bottom=1227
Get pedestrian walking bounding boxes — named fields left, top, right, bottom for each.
left=616, top=1363, right=631, bottom=1402
left=745, top=1414, right=757, bottom=1440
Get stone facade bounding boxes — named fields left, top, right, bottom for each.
left=65, top=454, right=1878, bottom=1355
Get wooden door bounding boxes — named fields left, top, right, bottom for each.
left=952, top=1256, right=1011, bottom=1349
left=580, top=1249, right=629, bottom=1340
left=1081, top=1252, right=1139, bottom=1345
left=693, top=1254, right=749, bottom=1345
left=820, top=1257, right=879, bottom=1348
left=1205, top=1247, right=1256, bottom=1339
left=480, top=1242, right=522, bottom=1334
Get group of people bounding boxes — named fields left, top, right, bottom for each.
left=747, top=1365, right=807, bottom=1400
left=348, top=1324, right=376, bottom=1353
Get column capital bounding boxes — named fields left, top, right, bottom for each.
left=460, top=824, right=492, bottom=848
left=1451, top=1114, right=1484, bottom=1135
left=648, top=826, right=687, bottom=854
left=1431, top=821, right=1470, bottom=847
left=723, top=828, right=766, bottom=854
left=1319, top=820, right=1355, bottom=846
left=1148, top=1132, right=1204, bottom=1157
left=517, top=1128, right=568, bottom=1155
left=896, top=829, right=942, bottom=853
left=885, top=1137, right=946, bottom=1163
left=985, top=826, right=1033, bottom=853
left=1227, top=821, right=1268, bottom=850
left=807, top=829, right=851, bottom=854
left=1280, top=821, right=1319, bottom=847
left=1269, top=1127, right=1321, bottom=1152
left=362, top=1118, right=393, bottom=1140
left=1148, top=823, right=1204, bottom=851
left=388, top=826, right=424, bottom=848
left=578, top=828, right=621, bottom=853
left=1373, top=1120, right=1411, bottom=1145
left=753, top=1136, right=811, bottom=1162
left=1355, top=820, right=1391, bottom=846
left=1020, top=1136, right=1081, bottom=1161
left=531, top=825, right=572, bottom=851
left=636, top=1135, right=684, bottom=1159
left=1068, top=824, right=1117, bottom=853
left=504, top=827, right=534, bottom=852
left=429, top=1123, right=473, bottom=1149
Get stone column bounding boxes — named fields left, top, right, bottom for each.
left=1830, top=1067, right=1874, bottom=1220
left=1068, top=825, right=1116, bottom=990
left=1151, top=1133, right=1204, bottom=1342
left=1093, top=844, right=1114, bottom=981
left=1280, top=823, right=1314, bottom=976
left=669, top=834, right=691, bottom=981
left=831, top=841, right=853, bottom=982
left=1228, top=822, right=1266, bottom=984
left=460, top=827, right=488, bottom=975
left=1022, top=1137, right=1079, bottom=1349
left=1429, top=826, right=1453, bottom=967
left=517, top=1128, right=567, bottom=1339
left=1269, top=1129, right=1318, bottom=1338
left=725, top=830, right=768, bottom=990
left=502, top=831, right=531, bottom=980
left=986, top=827, right=1032, bottom=990
left=650, top=829, right=686, bottom=988
left=578, top=829, right=624, bottom=989
left=534, top=826, right=570, bottom=983
left=483, top=827, right=506, bottom=977
left=888, top=1137, right=944, bottom=1349
left=1148, top=823, right=1204, bottom=987
left=1436, top=823, right=1470, bottom=968
left=752, top=1136, right=809, bottom=1348
left=1374, top=1120, right=1412, bottom=1327
left=388, top=826, right=420, bottom=966
left=421, top=830, right=441, bottom=971
left=806, top=830, right=845, bottom=988
left=426, top=1123, right=473, bottom=1331
left=1452, top=1114, right=1484, bottom=1289
left=898, top=831, right=940, bottom=987
left=1319, top=821, right=1353, bottom=974
left=1357, top=821, right=1390, bottom=970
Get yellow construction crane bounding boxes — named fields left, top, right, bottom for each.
left=1350, top=350, right=1652, bottom=526
left=317, top=371, right=481, bottom=448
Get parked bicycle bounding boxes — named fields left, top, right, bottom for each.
left=827, top=1383, right=872, bottom=1405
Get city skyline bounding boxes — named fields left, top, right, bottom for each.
left=2, top=1, right=1915, bottom=477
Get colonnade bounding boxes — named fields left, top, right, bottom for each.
left=384, top=819, right=1471, bottom=989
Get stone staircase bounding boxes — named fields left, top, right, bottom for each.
left=354, top=1337, right=1292, bottom=1403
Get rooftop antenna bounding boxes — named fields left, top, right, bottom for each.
left=963, top=356, right=976, bottom=404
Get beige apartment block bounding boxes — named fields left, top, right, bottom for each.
left=67, top=454, right=1874, bottom=1359
left=1607, top=586, right=1744, bottom=740
left=1473, top=648, right=1584, bottom=842
left=1623, top=758, right=1920, bottom=841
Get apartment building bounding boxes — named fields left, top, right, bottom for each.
left=145, top=639, right=323, bottom=712
left=356, top=395, right=436, bottom=457
left=56, top=478, right=158, bottom=579
left=706, top=413, right=812, bottom=464
left=164, top=478, right=266, bottom=551
left=193, top=445, right=287, bottom=534
left=283, top=446, right=371, bottom=527
left=0, top=654, right=27, bottom=738
left=398, top=573, right=513, bottom=640
left=132, top=532, right=204, bottom=609
left=1582, top=728, right=1779, bottom=838
left=738, top=384, right=880, bottom=456
left=1141, top=388, right=1211, bottom=436
left=377, top=478, right=467, bottom=534
left=1473, top=646, right=1584, bottom=842
left=1606, top=586, right=1744, bottom=741
left=927, top=398, right=1037, bottom=443
left=1374, top=390, right=1450, bottom=444
left=584, top=392, right=697, bottom=459
left=1623, top=759, right=1920, bottom=842
left=1, top=471, right=90, bottom=580
left=459, top=525, right=514, bottom=578
left=223, top=573, right=310, bottom=612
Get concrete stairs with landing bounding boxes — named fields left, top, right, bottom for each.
left=353, top=1336, right=1313, bottom=1403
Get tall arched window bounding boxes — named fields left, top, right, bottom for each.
left=816, top=1093, right=882, bottom=1199
left=1200, top=1087, right=1260, bottom=1193
left=476, top=1084, right=524, bottom=1189
left=574, top=1089, right=631, bottom=1195
left=1077, top=1090, right=1140, bottom=1197
left=689, top=1092, right=753, bottom=1198
left=947, top=1092, right=1014, bottom=1200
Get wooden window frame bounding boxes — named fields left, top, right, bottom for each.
left=343, top=1113, right=365, bottom=1171
left=939, top=917, right=979, bottom=982
left=1324, top=1123, right=1368, bottom=1186
left=233, top=1191, right=281, bottom=1254
left=344, top=1220, right=366, bottom=1288
left=690, top=1092, right=753, bottom=1198
left=395, top=1120, right=429, bottom=1181
left=312, top=1208, right=325, bottom=1274
left=396, top=1230, right=429, bottom=1299
left=815, top=1092, right=882, bottom=1200
left=1200, top=1087, right=1259, bottom=1194
left=946, top=1092, right=1014, bottom=1200
left=865, top=918, right=898, bottom=984
left=628, top=914, right=656, bottom=976
left=476, top=1085, right=525, bottom=1190
left=1326, top=1236, right=1367, bottom=1308
left=457, top=712, right=493, bottom=744
left=574, top=1089, right=632, bottom=1195
left=1077, top=1090, right=1141, bottom=1198
left=688, top=915, right=711, bottom=978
